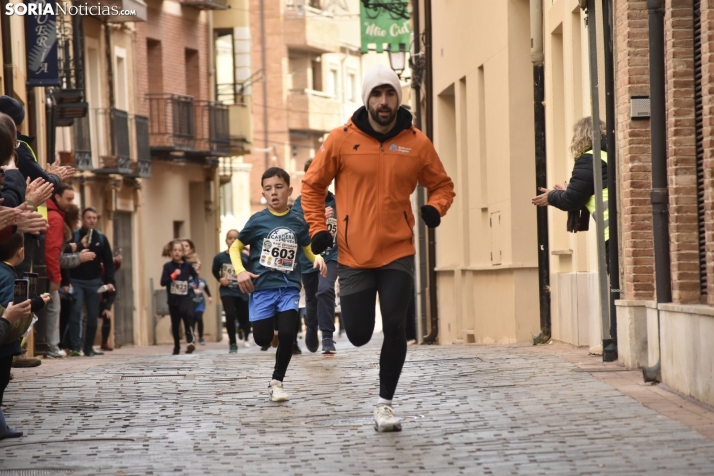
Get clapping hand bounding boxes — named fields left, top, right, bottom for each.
left=47, top=161, right=75, bottom=180
left=15, top=204, right=48, bottom=234
left=25, top=177, right=54, bottom=207
left=0, top=199, right=22, bottom=229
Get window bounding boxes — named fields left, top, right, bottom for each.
left=311, top=59, right=322, bottom=91
left=215, top=30, right=235, bottom=104
left=114, top=47, right=128, bottom=111
left=185, top=48, right=200, bottom=98
left=147, top=39, right=163, bottom=93
left=347, top=72, right=356, bottom=102
left=328, top=68, right=338, bottom=97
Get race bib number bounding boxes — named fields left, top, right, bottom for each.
left=222, top=263, right=238, bottom=286
left=170, top=280, right=189, bottom=296
left=260, top=238, right=298, bottom=272
left=326, top=217, right=337, bottom=237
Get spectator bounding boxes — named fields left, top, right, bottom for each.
left=43, top=184, right=85, bottom=358
left=67, top=207, right=115, bottom=357
left=0, top=232, right=49, bottom=439
left=59, top=204, right=81, bottom=349
left=0, top=96, right=74, bottom=192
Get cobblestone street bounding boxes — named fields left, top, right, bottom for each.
left=2, top=336, right=714, bottom=475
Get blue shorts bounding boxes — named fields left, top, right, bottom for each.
left=249, top=287, right=301, bottom=322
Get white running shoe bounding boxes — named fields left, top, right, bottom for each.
left=374, top=404, right=402, bottom=432
left=268, top=380, right=290, bottom=402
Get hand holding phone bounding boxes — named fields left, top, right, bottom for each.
left=13, top=279, right=29, bottom=306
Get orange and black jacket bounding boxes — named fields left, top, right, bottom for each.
left=301, top=107, right=455, bottom=269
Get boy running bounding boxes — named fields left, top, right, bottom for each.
left=212, top=230, right=251, bottom=353
left=161, top=240, right=199, bottom=355
left=230, top=167, right=327, bottom=402
left=291, top=158, right=339, bottom=356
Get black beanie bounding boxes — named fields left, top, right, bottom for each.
left=0, top=96, right=25, bottom=126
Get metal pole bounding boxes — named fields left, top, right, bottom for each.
left=412, top=0, right=427, bottom=344
left=602, top=0, right=619, bottom=356
left=585, top=0, right=614, bottom=360
left=260, top=0, right=269, bottom=171
left=643, top=0, right=672, bottom=382
left=530, top=0, right=551, bottom=343
left=422, top=0, right=438, bottom=344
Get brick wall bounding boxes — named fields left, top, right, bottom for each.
left=135, top=1, right=210, bottom=117
left=615, top=0, right=656, bottom=300
left=665, top=0, right=701, bottom=304
left=700, top=0, right=714, bottom=304
left=246, top=0, right=292, bottom=212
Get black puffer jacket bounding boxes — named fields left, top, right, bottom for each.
left=548, top=139, right=608, bottom=212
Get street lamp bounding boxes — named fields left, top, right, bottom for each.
left=387, top=44, right=407, bottom=77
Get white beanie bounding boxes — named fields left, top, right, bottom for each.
left=362, top=64, right=402, bottom=107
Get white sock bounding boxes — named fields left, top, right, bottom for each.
left=377, top=397, right=392, bottom=406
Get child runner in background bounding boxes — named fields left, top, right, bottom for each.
left=212, top=230, right=251, bottom=353
left=161, top=240, right=198, bottom=355
left=291, top=158, right=339, bottom=356
left=181, top=238, right=200, bottom=269
left=192, top=264, right=212, bottom=345
left=230, top=167, right=327, bottom=402
left=293, top=284, right=306, bottom=355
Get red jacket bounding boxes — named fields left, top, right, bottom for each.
left=45, top=199, right=65, bottom=284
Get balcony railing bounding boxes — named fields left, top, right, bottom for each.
left=147, top=93, right=195, bottom=151
left=64, top=109, right=150, bottom=176
left=195, top=101, right=230, bottom=156
left=71, top=114, right=93, bottom=171
left=94, top=109, right=133, bottom=175
left=133, top=115, right=151, bottom=178
left=179, top=0, right=227, bottom=9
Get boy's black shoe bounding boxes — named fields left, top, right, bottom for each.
left=305, top=326, right=319, bottom=353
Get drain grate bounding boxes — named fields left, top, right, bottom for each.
left=0, top=470, right=75, bottom=476
left=305, top=415, right=424, bottom=426
left=368, top=357, right=484, bottom=369
left=120, top=374, right=186, bottom=381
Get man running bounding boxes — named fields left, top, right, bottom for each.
left=301, top=64, right=455, bottom=432
left=292, top=158, right=339, bottom=356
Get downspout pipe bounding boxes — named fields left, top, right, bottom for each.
left=412, top=0, right=428, bottom=344
left=602, top=0, right=619, bottom=360
left=585, top=0, right=615, bottom=362
left=643, top=0, right=672, bottom=383
left=422, top=0, right=438, bottom=344
left=1, top=0, right=14, bottom=96
left=260, top=0, right=269, bottom=171
left=530, top=0, right=551, bottom=344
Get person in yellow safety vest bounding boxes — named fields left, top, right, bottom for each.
left=531, top=117, right=610, bottom=272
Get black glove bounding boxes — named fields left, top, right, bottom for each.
left=311, top=231, right=334, bottom=255
left=420, top=205, right=441, bottom=228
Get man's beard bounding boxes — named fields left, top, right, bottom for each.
left=367, top=105, right=397, bottom=127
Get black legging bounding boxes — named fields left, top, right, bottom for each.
left=194, top=311, right=204, bottom=339
left=222, top=295, right=251, bottom=345
left=169, top=299, right=194, bottom=350
left=0, top=354, right=13, bottom=406
left=252, top=310, right=298, bottom=382
left=340, top=267, right=413, bottom=400
left=101, top=316, right=111, bottom=346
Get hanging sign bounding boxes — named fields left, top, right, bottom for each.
left=360, top=0, right=411, bottom=54
left=25, top=0, right=60, bottom=87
